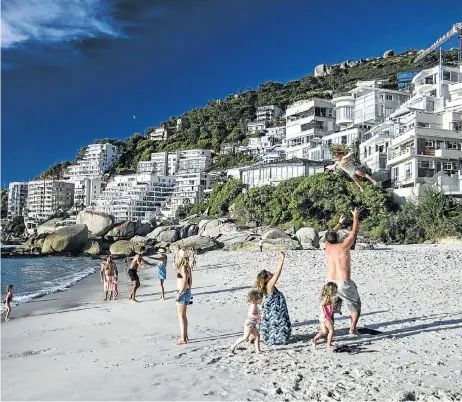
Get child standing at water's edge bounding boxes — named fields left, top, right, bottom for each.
left=2, top=285, right=14, bottom=322
left=231, top=290, right=264, bottom=355
left=312, top=282, right=338, bottom=349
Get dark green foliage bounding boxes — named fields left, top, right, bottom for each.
left=34, top=161, right=72, bottom=180
left=5, top=216, right=26, bottom=236
left=1, top=189, right=8, bottom=219
left=208, top=178, right=245, bottom=216
left=209, top=154, right=258, bottom=172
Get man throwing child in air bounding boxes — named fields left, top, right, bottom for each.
left=324, top=208, right=362, bottom=336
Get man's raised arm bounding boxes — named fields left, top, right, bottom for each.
left=342, top=208, right=359, bottom=248
left=333, top=215, right=345, bottom=232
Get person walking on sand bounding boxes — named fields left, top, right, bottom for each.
left=100, top=255, right=118, bottom=301
left=128, top=246, right=149, bottom=302
left=175, top=256, right=192, bottom=345
left=152, top=249, right=168, bottom=300
left=312, top=282, right=338, bottom=350
left=258, top=239, right=264, bottom=252
left=256, top=252, right=291, bottom=345
left=325, top=150, right=376, bottom=192
left=324, top=208, right=362, bottom=336
left=1, top=284, right=14, bottom=322
left=230, top=289, right=264, bottom=355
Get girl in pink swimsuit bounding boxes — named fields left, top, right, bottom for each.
left=311, top=282, right=338, bottom=349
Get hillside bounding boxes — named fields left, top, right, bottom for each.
left=35, top=49, right=459, bottom=180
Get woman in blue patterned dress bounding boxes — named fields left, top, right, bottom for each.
left=255, top=251, right=291, bottom=345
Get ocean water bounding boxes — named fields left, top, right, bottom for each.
left=1, top=257, right=100, bottom=305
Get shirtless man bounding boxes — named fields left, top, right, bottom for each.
left=324, top=207, right=361, bottom=336
left=100, top=255, right=118, bottom=301
left=128, top=246, right=149, bottom=302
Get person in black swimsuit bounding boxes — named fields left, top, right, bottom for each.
left=128, top=246, right=146, bottom=302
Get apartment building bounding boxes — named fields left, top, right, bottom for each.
left=7, top=182, right=28, bottom=218
left=148, top=126, right=169, bottom=141
left=89, top=174, right=176, bottom=222
left=247, top=121, right=267, bottom=135
left=73, top=177, right=104, bottom=207
left=160, top=172, right=211, bottom=219
left=66, top=143, right=118, bottom=178
left=285, top=99, right=336, bottom=159
left=24, top=180, right=74, bottom=231
left=386, top=64, right=462, bottom=198
left=149, top=149, right=213, bottom=176
left=256, top=105, right=282, bottom=124
left=360, top=121, right=394, bottom=176
left=240, top=158, right=326, bottom=188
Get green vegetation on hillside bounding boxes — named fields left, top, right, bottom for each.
left=201, top=173, right=461, bottom=243
left=35, top=49, right=458, bottom=180
left=1, top=189, right=8, bottom=219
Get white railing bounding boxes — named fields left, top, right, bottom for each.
left=388, top=147, right=416, bottom=161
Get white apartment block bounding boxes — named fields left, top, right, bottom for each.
left=285, top=99, right=336, bottom=159
left=7, top=182, right=28, bottom=218
left=247, top=121, right=267, bottom=135
left=360, top=121, right=394, bottom=175
left=66, top=143, right=118, bottom=179
left=148, top=126, right=169, bottom=141
left=24, top=180, right=75, bottom=231
left=240, top=158, right=326, bottom=188
left=149, top=149, right=213, bottom=176
left=73, top=177, right=103, bottom=207
left=256, top=105, right=282, bottom=123
left=160, top=172, right=212, bottom=219
left=89, top=174, right=176, bottom=222
left=176, top=118, right=189, bottom=130
left=386, top=64, right=462, bottom=198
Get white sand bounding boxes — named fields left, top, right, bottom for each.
left=2, top=246, right=462, bottom=401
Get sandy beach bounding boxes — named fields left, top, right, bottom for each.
left=2, top=245, right=462, bottom=401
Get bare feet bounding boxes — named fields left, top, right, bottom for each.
left=311, top=340, right=317, bottom=350
left=176, top=339, right=187, bottom=345
left=349, top=330, right=361, bottom=336
left=131, top=299, right=140, bottom=303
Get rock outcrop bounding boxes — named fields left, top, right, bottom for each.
left=383, top=49, right=394, bottom=58
left=83, top=240, right=101, bottom=256
left=261, top=229, right=291, bottom=240
left=41, top=225, right=89, bottom=254
left=230, top=238, right=302, bottom=252
left=76, top=211, right=114, bottom=236
left=199, top=218, right=238, bottom=238
left=105, top=221, right=135, bottom=241
left=157, top=229, right=179, bottom=243
left=134, top=221, right=153, bottom=236
left=296, top=227, right=320, bottom=249
left=109, top=240, right=135, bottom=256
left=170, top=236, right=219, bottom=253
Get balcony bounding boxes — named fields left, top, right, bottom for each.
left=435, top=148, right=462, bottom=159
left=388, top=147, right=416, bottom=164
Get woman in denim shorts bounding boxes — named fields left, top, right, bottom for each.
left=175, top=256, right=192, bottom=345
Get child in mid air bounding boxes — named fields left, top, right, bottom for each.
left=325, top=150, right=376, bottom=192
left=312, top=282, right=338, bottom=350
left=2, top=284, right=14, bottom=322
left=231, top=290, right=264, bottom=355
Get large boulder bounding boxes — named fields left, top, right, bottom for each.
left=83, top=240, right=101, bottom=256
left=109, top=240, right=135, bottom=257
left=147, top=226, right=175, bottom=240
left=217, top=231, right=258, bottom=248
left=157, top=229, right=179, bottom=243
left=130, top=235, right=151, bottom=246
left=134, top=221, right=153, bottom=236
left=198, top=219, right=211, bottom=231
left=41, top=225, right=88, bottom=254
left=314, top=64, right=331, bottom=77
left=37, top=218, right=66, bottom=235
left=319, top=229, right=353, bottom=250
left=76, top=211, right=114, bottom=236
left=383, top=49, right=394, bottom=58
left=187, top=224, right=199, bottom=237
left=230, top=238, right=302, bottom=252
left=261, top=229, right=291, bottom=240
left=296, top=227, right=320, bottom=249
left=200, top=219, right=238, bottom=238
left=105, top=221, right=135, bottom=241
left=170, top=236, right=219, bottom=253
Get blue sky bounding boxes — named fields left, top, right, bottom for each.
left=2, top=0, right=462, bottom=185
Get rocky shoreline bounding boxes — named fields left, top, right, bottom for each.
left=2, top=210, right=376, bottom=259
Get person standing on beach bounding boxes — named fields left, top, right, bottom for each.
left=258, top=239, right=264, bottom=252
left=324, top=208, right=362, bottom=335
left=152, top=249, right=168, bottom=300
left=1, top=285, right=14, bottom=322
left=128, top=246, right=148, bottom=303
left=256, top=252, right=291, bottom=345
left=175, top=256, right=192, bottom=345
left=100, top=255, right=118, bottom=301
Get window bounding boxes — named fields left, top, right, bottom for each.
left=315, top=107, right=327, bottom=117
left=447, top=142, right=460, bottom=150
left=452, top=122, right=462, bottom=132
left=443, top=71, right=451, bottom=81
left=327, top=108, right=333, bottom=118
left=417, top=122, right=430, bottom=128
left=418, top=160, right=435, bottom=168
left=341, top=136, right=347, bottom=145
left=386, top=94, right=393, bottom=101
left=425, top=140, right=434, bottom=148
left=427, top=101, right=435, bottom=112
left=392, top=167, right=399, bottom=180
left=314, top=121, right=324, bottom=130
left=443, top=162, right=453, bottom=171
left=379, top=94, right=384, bottom=99
left=405, top=162, right=412, bottom=179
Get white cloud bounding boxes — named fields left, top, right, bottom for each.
left=1, top=0, right=121, bottom=49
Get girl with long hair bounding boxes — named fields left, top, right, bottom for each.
left=311, top=282, right=338, bottom=349
left=175, top=256, right=192, bottom=345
